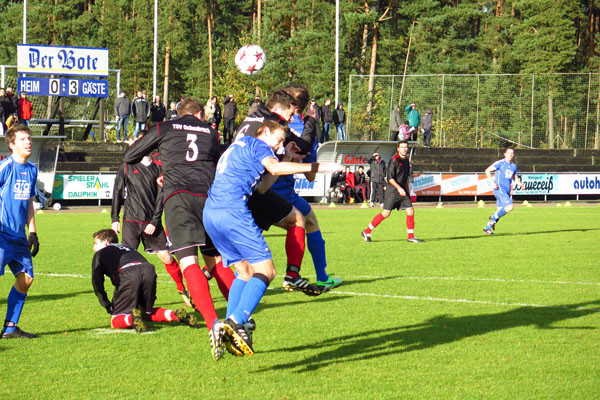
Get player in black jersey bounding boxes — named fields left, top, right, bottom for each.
left=236, top=90, right=322, bottom=296
left=91, top=229, right=197, bottom=332
left=123, top=98, right=233, bottom=360
left=361, top=141, right=424, bottom=243
left=111, top=132, right=192, bottom=309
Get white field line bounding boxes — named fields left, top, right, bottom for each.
left=90, top=328, right=156, bottom=335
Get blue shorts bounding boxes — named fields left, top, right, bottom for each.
left=494, top=189, right=513, bottom=208
left=203, top=207, right=272, bottom=267
left=0, top=232, right=34, bottom=278
left=272, top=187, right=312, bottom=217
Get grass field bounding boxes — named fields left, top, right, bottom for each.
left=1, top=203, right=599, bottom=399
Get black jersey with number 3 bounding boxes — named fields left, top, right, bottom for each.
left=122, top=114, right=219, bottom=199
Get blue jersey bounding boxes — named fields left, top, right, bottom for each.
left=207, top=135, right=276, bottom=209
left=492, top=159, right=518, bottom=194
left=0, top=156, right=37, bottom=239
left=271, top=114, right=318, bottom=194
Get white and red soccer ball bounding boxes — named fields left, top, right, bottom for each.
left=235, top=44, right=266, bottom=75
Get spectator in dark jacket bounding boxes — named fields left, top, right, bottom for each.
left=248, top=96, right=263, bottom=116
left=354, top=166, right=369, bottom=203
left=114, top=90, right=131, bottom=143
left=333, top=103, right=346, bottom=141
left=390, top=105, right=402, bottom=140
left=223, top=94, right=237, bottom=144
left=213, top=100, right=222, bottom=131
left=150, top=95, right=166, bottom=126
left=368, top=153, right=386, bottom=207
left=131, top=90, right=150, bottom=139
left=6, top=88, right=18, bottom=115
left=0, top=88, right=12, bottom=135
left=166, top=102, right=178, bottom=120
left=320, top=98, right=333, bottom=143
left=421, top=109, right=433, bottom=146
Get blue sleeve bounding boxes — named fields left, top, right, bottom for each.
left=29, top=168, right=37, bottom=198
left=255, top=141, right=276, bottom=166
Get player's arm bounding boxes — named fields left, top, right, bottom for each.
left=91, top=255, right=112, bottom=313
left=513, top=173, right=525, bottom=190
left=485, top=164, right=498, bottom=190
left=122, top=126, right=160, bottom=164
left=27, top=197, right=39, bottom=257
left=111, top=164, right=126, bottom=233
left=262, top=157, right=342, bottom=176
left=149, top=185, right=164, bottom=228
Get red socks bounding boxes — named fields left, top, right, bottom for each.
left=111, top=314, right=132, bottom=329
left=285, top=226, right=306, bottom=276
left=183, top=264, right=218, bottom=330
left=212, top=260, right=234, bottom=300
left=150, top=307, right=177, bottom=322
left=406, top=214, right=415, bottom=239
left=164, top=259, right=185, bottom=292
left=365, top=213, right=385, bottom=234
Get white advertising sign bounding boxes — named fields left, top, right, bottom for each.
left=17, top=44, right=109, bottom=77
left=295, top=173, right=327, bottom=197
left=52, top=174, right=115, bottom=200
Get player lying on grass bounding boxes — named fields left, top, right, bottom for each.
left=203, top=120, right=343, bottom=357
left=91, top=229, right=197, bottom=332
left=483, top=147, right=525, bottom=235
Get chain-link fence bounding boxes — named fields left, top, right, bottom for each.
left=1, top=65, right=121, bottom=139
left=348, top=73, right=600, bottom=149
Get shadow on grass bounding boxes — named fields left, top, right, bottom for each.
left=373, top=227, right=600, bottom=243
left=0, top=290, right=92, bottom=306
left=257, top=300, right=600, bottom=373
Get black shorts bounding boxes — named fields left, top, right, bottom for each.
left=383, top=190, right=413, bottom=211
left=121, top=220, right=168, bottom=254
left=163, top=192, right=218, bottom=257
left=112, top=263, right=156, bottom=315
left=248, top=189, right=294, bottom=231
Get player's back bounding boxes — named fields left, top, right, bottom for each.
left=122, top=159, right=161, bottom=221
left=94, top=243, right=149, bottom=280
left=208, top=135, right=275, bottom=209
left=235, top=104, right=287, bottom=140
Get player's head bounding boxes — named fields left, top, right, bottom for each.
left=345, top=166, right=351, bottom=173
left=397, top=140, right=409, bottom=156
left=178, top=98, right=203, bottom=119
left=92, top=229, right=118, bottom=252
left=265, top=90, right=297, bottom=122
left=256, top=120, right=286, bottom=151
left=282, top=84, right=310, bottom=112
left=504, top=147, right=515, bottom=162
left=6, top=124, right=32, bottom=160
left=358, top=166, right=364, bottom=173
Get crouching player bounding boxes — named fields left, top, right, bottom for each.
left=91, top=229, right=196, bottom=332
left=204, top=121, right=342, bottom=357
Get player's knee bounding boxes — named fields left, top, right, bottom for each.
left=305, top=211, right=319, bottom=232
left=156, top=251, right=172, bottom=264
left=504, top=205, right=514, bottom=212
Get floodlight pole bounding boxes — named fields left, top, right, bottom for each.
left=152, top=0, right=158, bottom=100
left=23, top=0, right=27, bottom=44
left=334, top=0, right=339, bottom=107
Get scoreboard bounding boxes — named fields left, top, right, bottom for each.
left=17, top=76, right=109, bottom=98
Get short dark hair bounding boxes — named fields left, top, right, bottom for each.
left=265, top=90, right=297, bottom=112
left=93, top=229, right=118, bottom=244
left=256, top=120, right=285, bottom=138
left=398, top=140, right=409, bottom=146
left=5, top=124, right=31, bottom=146
left=178, top=98, right=203, bottom=117
left=282, top=84, right=310, bottom=111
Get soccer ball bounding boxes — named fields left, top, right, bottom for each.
left=53, top=202, right=62, bottom=211
left=235, top=44, right=266, bottom=75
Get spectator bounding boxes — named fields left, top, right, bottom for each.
left=6, top=88, right=18, bottom=116
left=398, top=120, right=411, bottom=141
left=368, top=152, right=386, bottom=207
left=204, top=96, right=217, bottom=123
left=405, top=102, right=421, bottom=141
left=333, top=103, right=346, bottom=141
left=248, top=96, right=263, bottom=116
left=17, top=92, right=33, bottom=127
left=213, top=97, right=222, bottom=131
left=175, top=96, right=186, bottom=111
left=354, top=166, right=369, bottom=203
left=305, top=98, right=321, bottom=143
left=131, top=90, right=150, bottom=139
left=421, top=109, right=433, bottom=146
left=341, top=166, right=356, bottom=203
left=0, top=88, right=11, bottom=135
left=150, top=95, right=166, bottom=126
left=114, top=90, right=131, bottom=143
left=390, top=105, right=402, bottom=141
left=166, top=102, right=178, bottom=120
left=320, top=98, right=333, bottom=143
left=223, top=94, right=237, bottom=144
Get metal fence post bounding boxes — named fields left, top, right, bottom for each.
left=388, top=75, right=395, bottom=141
left=347, top=75, right=352, bottom=141
left=530, top=73, right=535, bottom=148
left=476, top=74, right=480, bottom=148
left=441, top=74, right=445, bottom=147
left=1, top=65, right=5, bottom=88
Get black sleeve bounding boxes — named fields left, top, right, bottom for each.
left=111, top=164, right=126, bottom=223
left=386, top=159, right=396, bottom=183
left=286, top=115, right=318, bottom=155
left=150, top=186, right=164, bottom=227
left=91, top=254, right=111, bottom=310
left=123, top=126, right=160, bottom=164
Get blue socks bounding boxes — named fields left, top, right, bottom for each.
left=492, top=207, right=507, bottom=222
left=307, top=231, right=328, bottom=282
left=4, top=287, right=27, bottom=334
left=226, top=278, right=247, bottom=319
left=230, top=275, right=268, bottom=325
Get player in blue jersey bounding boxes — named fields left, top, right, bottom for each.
left=0, top=124, right=40, bottom=339
left=483, top=147, right=525, bottom=235
left=203, top=120, right=342, bottom=356
left=272, top=84, right=343, bottom=291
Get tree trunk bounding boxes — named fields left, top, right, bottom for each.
left=548, top=85, right=554, bottom=149
left=257, top=0, right=261, bottom=43
left=366, top=14, right=379, bottom=140
left=359, top=1, right=369, bottom=75
left=207, top=1, right=214, bottom=97
left=163, top=42, right=171, bottom=105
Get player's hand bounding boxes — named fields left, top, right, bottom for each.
left=111, top=221, right=121, bottom=234
left=317, top=162, right=344, bottom=173
left=28, top=232, right=39, bottom=257
left=397, top=187, right=407, bottom=197
left=284, top=142, right=304, bottom=162
left=144, top=224, right=156, bottom=235
left=520, top=183, right=525, bottom=190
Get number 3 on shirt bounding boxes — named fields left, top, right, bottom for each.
left=186, top=134, right=198, bottom=161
